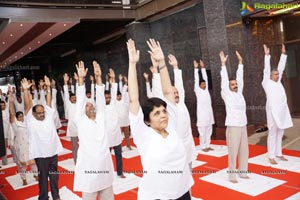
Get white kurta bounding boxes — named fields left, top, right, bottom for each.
left=63, top=85, right=78, bottom=137
left=52, top=88, right=62, bottom=129
left=116, top=81, right=130, bottom=127
left=74, top=84, right=114, bottom=193
left=129, top=102, right=194, bottom=200
left=26, top=106, right=63, bottom=159
left=173, top=69, right=197, bottom=164
left=262, top=54, right=293, bottom=129
left=105, top=83, right=122, bottom=147
left=221, top=65, right=247, bottom=127
left=11, top=120, right=30, bottom=163
left=2, top=106, right=9, bottom=139
left=194, top=68, right=215, bottom=127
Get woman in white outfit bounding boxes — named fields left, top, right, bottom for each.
left=127, top=39, right=193, bottom=200
left=8, top=89, right=38, bottom=186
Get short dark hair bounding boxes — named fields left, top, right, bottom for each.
left=86, top=90, right=91, bottom=95
left=199, top=79, right=206, bottom=84
left=69, top=93, right=76, bottom=98
left=229, top=78, right=236, bottom=81
left=16, top=111, right=23, bottom=118
left=0, top=100, right=5, bottom=105
left=104, top=91, right=110, bottom=95
left=141, top=97, right=167, bottom=126
left=117, top=91, right=122, bottom=96
left=32, top=104, right=44, bottom=113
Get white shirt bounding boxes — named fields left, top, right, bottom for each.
left=116, top=81, right=130, bottom=127
left=173, top=69, right=197, bottom=164
left=105, top=83, right=122, bottom=147
left=221, top=65, right=247, bottom=127
left=26, top=105, right=63, bottom=159
left=73, top=84, right=114, bottom=193
left=194, top=68, right=215, bottom=127
left=2, top=105, right=9, bottom=138
left=129, top=101, right=194, bottom=200
left=63, top=85, right=78, bottom=137
left=262, top=54, right=293, bottom=129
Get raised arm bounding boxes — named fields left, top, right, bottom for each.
left=147, top=39, right=175, bottom=105
left=143, top=72, right=153, bottom=98
left=127, top=39, right=140, bottom=115
left=90, top=75, right=95, bottom=100
left=76, top=61, right=88, bottom=118
left=44, top=76, right=52, bottom=107
left=235, top=51, right=244, bottom=92
left=93, top=61, right=105, bottom=112
left=122, top=76, right=129, bottom=104
left=277, top=44, right=287, bottom=82
left=63, top=73, right=70, bottom=102
left=194, top=60, right=200, bottom=93
left=169, top=54, right=185, bottom=101
left=118, top=74, right=124, bottom=92
left=8, top=87, right=15, bottom=123
left=262, top=44, right=271, bottom=87
left=219, top=51, right=229, bottom=92
left=21, top=78, right=32, bottom=115
left=109, top=68, right=118, bottom=103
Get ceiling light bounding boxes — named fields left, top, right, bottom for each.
left=49, top=33, right=52, bottom=36
left=2, top=41, right=5, bottom=45
left=15, top=56, right=18, bottom=58
left=9, top=60, right=11, bottom=62
left=63, top=24, right=67, bottom=26
left=20, top=24, right=23, bottom=27
left=10, top=34, right=13, bottom=37
left=28, top=47, right=32, bottom=50
left=21, top=52, right=24, bottom=55
left=37, top=41, right=41, bottom=44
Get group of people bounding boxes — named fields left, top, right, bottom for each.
left=0, top=38, right=293, bottom=199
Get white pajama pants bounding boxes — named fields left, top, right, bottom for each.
left=82, top=186, right=114, bottom=200
left=198, top=126, right=212, bottom=149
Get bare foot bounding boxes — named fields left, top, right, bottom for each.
left=22, top=179, right=28, bottom=186
left=208, top=147, right=214, bottom=151
left=276, top=156, right=288, bottom=161
left=34, top=175, right=38, bottom=181
left=202, top=148, right=209, bottom=152
left=230, top=179, right=238, bottom=183
left=269, top=158, right=277, bottom=165
left=118, top=174, right=126, bottom=178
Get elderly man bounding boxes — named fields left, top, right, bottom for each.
left=73, top=61, right=114, bottom=200
left=23, top=76, right=63, bottom=200
left=220, top=51, right=249, bottom=183
left=262, top=44, right=293, bottom=165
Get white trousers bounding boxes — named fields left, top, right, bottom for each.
left=198, top=126, right=212, bottom=149
left=267, top=124, right=284, bottom=159
left=82, top=186, right=114, bottom=200
left=226, top=126, right=249, bottom=180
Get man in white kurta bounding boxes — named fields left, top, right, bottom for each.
left=194, top=60, right=215, bottom=152
left=74, top=61, right=114, bottom=200
left=220, top=51, right=249, bottom=183
left=0, top=101, right=9, bottom=165
left=262, top=44, right=293, bottom=165
left=23, top=77, right=63, bottom=200
left=151, top=54, right=197, bottom=172
left=105, top=73, right=125, bottom=178
left=63, top=73, right=78, bottom=164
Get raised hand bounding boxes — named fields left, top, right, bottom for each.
left=127, top=39, right=140, bottom=63
left=92, top=61, right=102, bottom=78
left=199, top=59, right=205, bottom=68
left=119, top=74, right=123, bottom=81
left=21, top=78, right=32, bottom=90
left=150, top=55, right=159, bottom=68
left=105, top=74, right=109, bottom=82
left=109, top=68, right=115, bottom=84
left=44, top=76, right=51, bottom=87
left=143, top=72, right=149, bottom=81
left=219, top=51, right=228, bottom=66
left=168, top=54, right=178, bottom=68
left=8, top=86, right=14, bottom=103
left=281, top=44, right=286, bottom=54
left=147, top=38, right=164, bottom=62
left=263, top=44, right=270, bottom=55
left=235, top=51, right=243, bottom=64
left=193, top=60, right=199, bottom=68
left=51, top=79, right=56, bottom=88
left=73, top=73, right=78, bottom=82
left=149, top=66, right=157, bottom=74
left=90, top=75, right=95, bottom=83
left=76, top=61, right=88, bottom=79
left=63, top=73, right=69, bottom=83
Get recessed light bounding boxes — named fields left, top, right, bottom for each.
left=15, top=56, right=18, bottom=58
left=37, top=41, right=41, bottom=44
left=2, top=41, right=5, bottom=45
left=49, top=33, right=52, bottom=36
left=63, top=24, right=67, bottom=26
left=21, top=52, right=24, bottom=55
left=20, top=24, right=23, bottom=27
left=28, top=47, right=32, bottom=50
left=9, top=60, right=11, bottom=62
left=10, top=34, right=13, bottom=37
